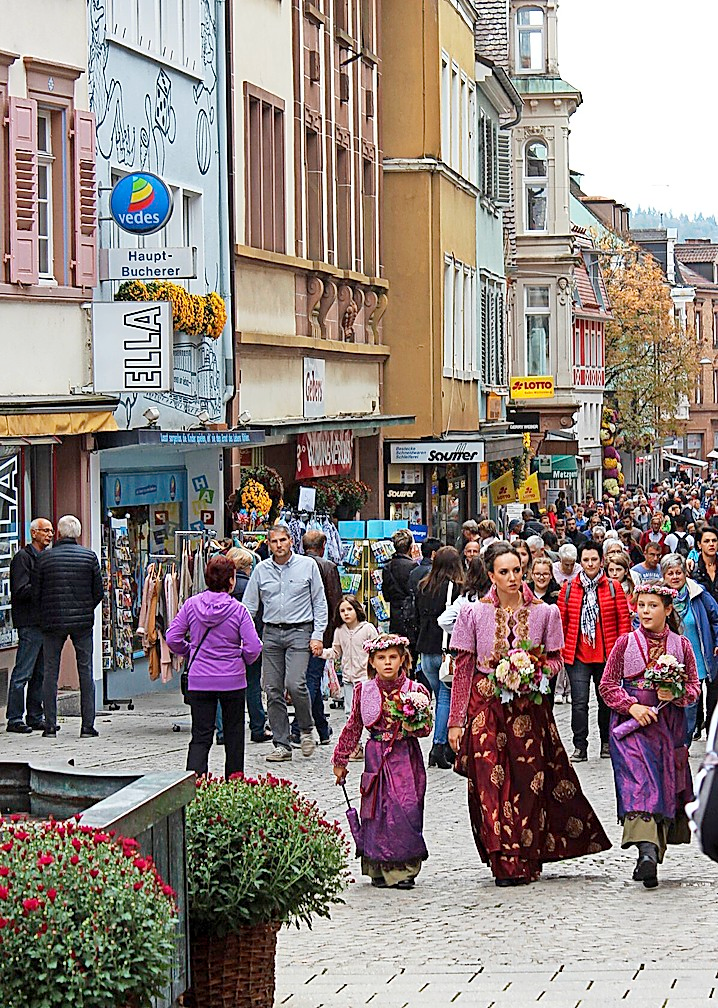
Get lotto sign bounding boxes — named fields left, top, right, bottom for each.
left=110, top=173, right=174, bottom=235
left=509, top=376, right=555, bottom=399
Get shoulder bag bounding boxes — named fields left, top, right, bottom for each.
left=180, top=624, right=212, bottom=704
left=439, top=580, right=455, bottom=684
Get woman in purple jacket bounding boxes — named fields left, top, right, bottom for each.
left=166, top=555, right=262, bottom=778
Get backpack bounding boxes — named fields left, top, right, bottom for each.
left=399, top=592, right=419, bottom=641
left=672, top=533, right=691, bottom=559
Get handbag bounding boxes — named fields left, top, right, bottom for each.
left=438, top=580, right=455, bottom=684
left=180, top=624, right=212, bottom=703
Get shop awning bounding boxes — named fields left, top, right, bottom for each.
left=663, top=452, right=709, bottom=469
left=0, top=411, right=118, bottom=438
left=263, top=413, right=415, bottom=438
left=707, top=450, right=718, bottom=461
left=551, top=454, right=578, bottom=478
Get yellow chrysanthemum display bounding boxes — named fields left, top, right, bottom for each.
left=115, top=281, right=228, bottom=340
left=240, top=480, right=272, bottom=517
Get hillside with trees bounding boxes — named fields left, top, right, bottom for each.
left=632, top=207, right=718, bottom=242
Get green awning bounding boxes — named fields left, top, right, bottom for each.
left=552, top=454, right=578, bottom=478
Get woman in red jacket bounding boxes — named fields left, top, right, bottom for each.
left=557, top=541, right=631, bottom=763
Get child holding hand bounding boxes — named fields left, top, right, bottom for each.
left=332, top=634, right=432, bottom=890
left=323, top=595, right=378, bottom=760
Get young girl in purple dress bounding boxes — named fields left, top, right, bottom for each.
left=600, top=582, right=700, bottom=889
left=332, top=635, right=431, bottom=890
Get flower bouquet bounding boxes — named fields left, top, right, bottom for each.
left=612, top=654, right=687, bottom=741
left=385, top=690, right=433, bottom=733
left=487, top=640, right=552, bottom=704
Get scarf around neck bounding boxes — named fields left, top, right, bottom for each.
left=579, top=570, right=603, bottom=645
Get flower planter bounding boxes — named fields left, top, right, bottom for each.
left=188, top=923, right=281, bottom=1008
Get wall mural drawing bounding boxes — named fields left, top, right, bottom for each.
left=87, top=0, right=227, bottom=430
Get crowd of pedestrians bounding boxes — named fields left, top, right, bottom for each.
left=5, top=478, right=718, bottom=890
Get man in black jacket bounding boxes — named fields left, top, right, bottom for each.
left=381, top=529, right=416, bottom=636
left=6, top=517, right=54, bottom=733
left=34, top=515, right=104, bottom=738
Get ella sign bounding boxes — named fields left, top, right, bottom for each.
left=510, top=375, right=555, bottom=399
left=92, top=301, right=173, bottom=393
left=109, top=173, right=173, bottom=235
left=296, top=430, right=353, bottom=479
left=303, top=357, right=326, bottom=418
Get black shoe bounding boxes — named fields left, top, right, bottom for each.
left=27, top=720, right=58, bottom=732
left=600, top=742, right=611, bottom=759
left=80, top=727, right=99, bottom=738
left=215, top=735, right=224, bottom=746
left=694, top=727, right=702, bottom=741
left=370, top=877, right=387, bottom=888
left=495, top=877, right=531, bottom=887
left=443, top=742, right=456, bottom=765
left=632, top=855, right=658, bottom=888
left=42, top=727, right=57, bottom=738
left=319, top=728, right=334, bottom=745
left=429, top=743, right=451, bottom=769
left=6, top=722, right=32, bottom=734
left=250, top=731, right=274, bottom=743
left=570, top=748, right=588, bottom=762
left=394, top=879, right=415, bottom=890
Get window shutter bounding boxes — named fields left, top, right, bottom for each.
left=497, top=130, right=513, bottom=207
left=7, top=96, right=39, bottom=285
left=72, top=109, right=97, bottom=287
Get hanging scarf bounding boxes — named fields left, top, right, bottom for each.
left=673, top=585, right=690, bottom=628
left=579, top=570, right=603, bottom=645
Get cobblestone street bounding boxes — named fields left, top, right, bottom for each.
left=1, top=693, right=716, bottom=1006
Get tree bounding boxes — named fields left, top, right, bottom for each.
left=597, top=235, right=700, bottom=448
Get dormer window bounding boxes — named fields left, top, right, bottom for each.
left=517, top=7, right=545, bottom=73
left=524, top=140, right=548, bottom=232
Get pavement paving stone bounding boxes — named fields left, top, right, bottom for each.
left=2, top=692, right=717, bottom=1007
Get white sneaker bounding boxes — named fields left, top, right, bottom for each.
left=300, top=732, right=316, bottom=758
left=266, top=746, right=292, bottom=762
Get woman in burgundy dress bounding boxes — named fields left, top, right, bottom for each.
left=448, top=543, right=611, bottom=886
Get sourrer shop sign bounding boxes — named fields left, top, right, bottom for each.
left=296, top=430, right=353, bottom=478
left=390, top=441, right=485, bottom=465
left=109, top=172, right=174, bottom=236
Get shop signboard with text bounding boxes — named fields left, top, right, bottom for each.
left=93, top=301, right=173, bottom=393
left=103, top=470, right=187, bottom=508
left=509, top=376, right=555, bottom=400
left=296, top=430, right=353, bottom=478
left=99, top=247, right=196, bottom=281
left=109, top=173, right=174, bottom=235
left=303, top=357, right=326, bottom=418
left=389, top=441, right=485, bottom=465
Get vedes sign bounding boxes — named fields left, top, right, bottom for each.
left=110, top=173, right=173, bottom=235
left=510, top=375, right=555, bottom=399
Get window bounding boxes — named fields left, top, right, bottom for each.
left=361, top=158, right=376, bottom=275
left=525, top=285, right=550, bottom=374
left=36, top=112, right=54, bottom=280
left=713, top=311, right=718, bottom=349
left=524, top=140, right=548, bottom=232
left=334, top=0, right=349, bottom=33
left=516, top=7, right=545, bottom=73
left=440, top=54, right=476, bottom=184
left=441, top=55, right=450, bottom=161
left=479, top=112, right=498, bottom=201
left=481, top=275, right=507, bottom=387
left=108, top=0, right=199, bottom=71
left=694, top=309, right=701, bottom=343
left=245, top=85, right=286, bottom=253
left=714, top=370, right=718, bottom=405
left=305, top=127, right=324, bottom=261
left=335, top=145, right=352, bottom=269
left=443, top=256, right=477, bottom=377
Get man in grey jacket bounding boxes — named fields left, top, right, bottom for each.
left=243, top=524, right=328, bottom=762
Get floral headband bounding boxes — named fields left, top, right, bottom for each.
left=634, top=582, right=678, bottom=599
left=363, top=635, right=410, bottom=655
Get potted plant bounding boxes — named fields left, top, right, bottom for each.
left=0, top=815, right=177, bottom=1008
left=185, top=774, right=350, bottom=1008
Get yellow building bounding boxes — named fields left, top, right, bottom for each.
left=381, top=0, right=522, bottom=538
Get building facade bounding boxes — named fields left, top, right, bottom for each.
left=232, top=0, right=396, bottom=519
left=381, top=0, right=523, bottom=539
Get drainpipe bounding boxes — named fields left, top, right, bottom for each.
left=218, top=0, right=236, bottom=418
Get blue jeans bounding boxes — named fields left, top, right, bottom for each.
left=42, top=629, right=95, bottom=732
left=6, top=626, right=45, bottom=726
left=291, top=654, right=330, bottom=742
left=685, top=700, right=698, bottom=747
left=566, top=660, right=610, bottom=753
left=215, top=659, right=266, bottom=740
left=420, top=653, right=450, bottom=745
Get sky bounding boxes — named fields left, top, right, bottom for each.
left=557, top=0, right=718, bottom=219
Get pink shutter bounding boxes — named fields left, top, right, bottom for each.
left=72, top=109, right=97, bottom=287
left=7, top=96, right=38, bottom=285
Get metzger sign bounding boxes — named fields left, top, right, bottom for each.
left=110, top=173, right=173, bottom=235
left=390, top=441, right=485, bottom=464
left=510, top=376, right=555, bottom=399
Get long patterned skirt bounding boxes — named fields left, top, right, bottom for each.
left=455, top=675, right=611, bottom=881
left=359, top=736, right=428, bottom=884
